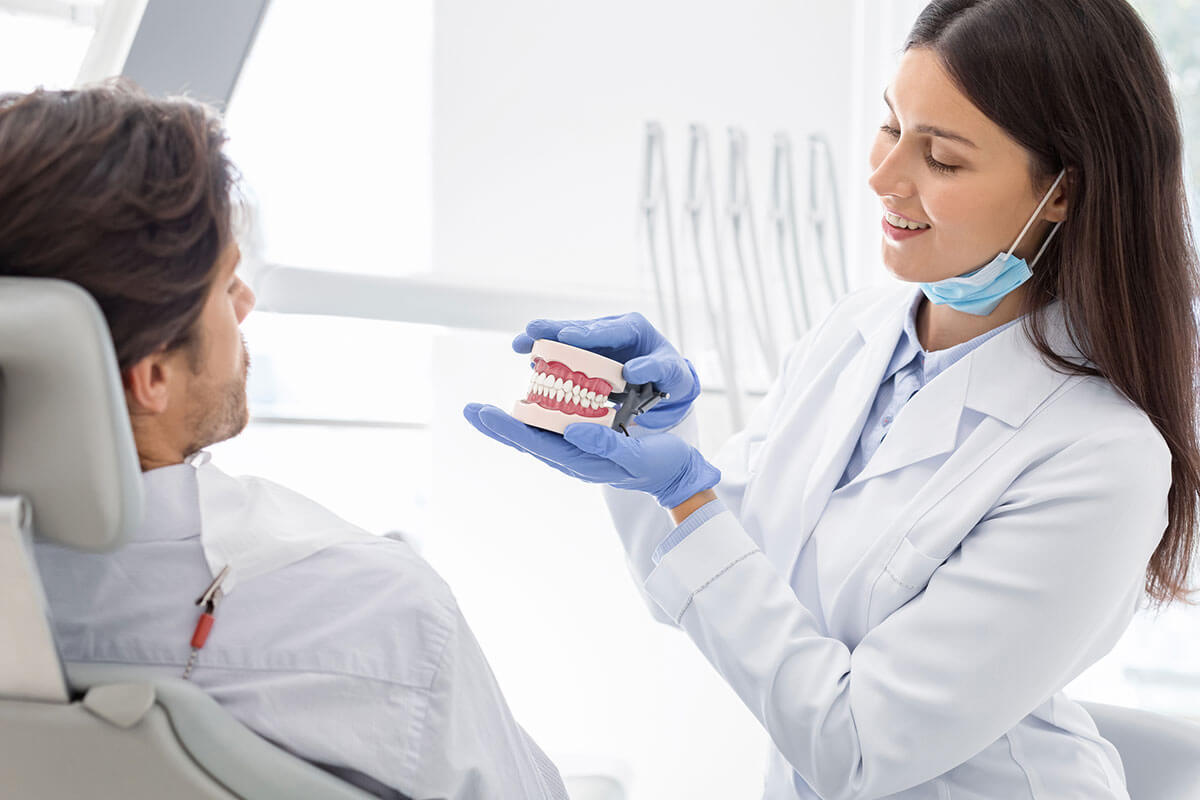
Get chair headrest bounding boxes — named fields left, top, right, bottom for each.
left=0, top=277, right=143, bottom=551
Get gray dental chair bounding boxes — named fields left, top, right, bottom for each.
left=0, top=277, right=376, bottom=799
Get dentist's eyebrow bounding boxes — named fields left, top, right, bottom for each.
left=883, top=89, right=979, bottom=149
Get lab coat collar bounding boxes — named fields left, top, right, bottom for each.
left=801, top=292, right=917, bottom=525
left=849, top=284, right=1086, bottom=428
left=816, top=284, right=1085, bottom=501
left=961, top=297, right=1087, bottom=427
left=821, top=289, right=966, bottom=495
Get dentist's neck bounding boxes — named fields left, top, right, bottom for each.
left=915, top=284, right=1029, bottom=352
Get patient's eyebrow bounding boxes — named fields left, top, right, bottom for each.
left=883, top=89, right=978, bottom=149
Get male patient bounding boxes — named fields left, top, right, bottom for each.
left=4, top=82, right=566, bottom=800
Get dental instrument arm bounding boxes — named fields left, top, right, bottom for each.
left=686, top=124, right=745, bottom=430
left=727, top=127, right=780, bottom=377
left=771, top=133, right=811, bottom=333
left=639, top=122, right=686, bottom=354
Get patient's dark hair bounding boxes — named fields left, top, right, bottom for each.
left=0, top=79, right=237, bottom=371
left=908, top=0, right=1199, bottom=608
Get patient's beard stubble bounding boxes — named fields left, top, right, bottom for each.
left=183, top=340, right=251, bottom=458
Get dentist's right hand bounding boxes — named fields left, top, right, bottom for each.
left=513, top=312, right=700, bottom=430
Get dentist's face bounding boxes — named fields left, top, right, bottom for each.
left=868, top=47, right=1060, bottom=283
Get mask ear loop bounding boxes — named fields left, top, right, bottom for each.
left=1028, top=219, right=1062, bottom=270
left=1007, top=168, right=1067, bottom=262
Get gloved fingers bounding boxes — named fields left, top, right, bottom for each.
left=557, top=316, right=648, bottom=357
left=511, top=319, right=585, bottom=355
left=562, top=423, right=640, bottom=475
left=513, top=315, right=626, bottom=354
left=463, top=403, right=539, bottom=453
left=473, top=405, right=620, bottom=476
left=511, top=332, right=536, bottom=354
left=622, top=352, right=692, bottom=395
left=462, top=404, right=590, bottom=479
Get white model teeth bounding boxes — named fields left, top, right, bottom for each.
left=885, top=211, right=930, bottom=230
left=526, top=370, right=609, bottom=410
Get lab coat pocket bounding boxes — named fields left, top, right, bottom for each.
left=867, top=535, right=945, bottom=628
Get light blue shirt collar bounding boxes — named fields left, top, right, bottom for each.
left=883, top=290, right=1023, bottom=386
left=136, top=463, right=201, bottom=542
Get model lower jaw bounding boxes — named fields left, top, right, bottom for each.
left=520, top=386, right=613, bottom=418
left=511, top=400, right=618, bottom=434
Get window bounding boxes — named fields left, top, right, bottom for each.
left=222, top=0, right=433, bottom=277
left=1134, top=0, right=1200, bottom=194
left=0, top=2, right=100, bottom=93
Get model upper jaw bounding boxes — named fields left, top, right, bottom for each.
left=512, top=339, right=627, bottom=434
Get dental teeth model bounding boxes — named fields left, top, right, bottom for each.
left=512, top=339, right=626, bottom=434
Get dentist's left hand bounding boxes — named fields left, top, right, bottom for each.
left=462, top=403, right=720, bottom=509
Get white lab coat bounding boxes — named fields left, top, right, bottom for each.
left=602, top=281, right=1172, bottom=800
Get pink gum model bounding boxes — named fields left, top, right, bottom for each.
left=512, top=339, right=627, bottom=434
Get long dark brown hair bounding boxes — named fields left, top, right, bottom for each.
left=0, top=79, right=237, bottom=371
left=907, top=0, right=1199, bottom=607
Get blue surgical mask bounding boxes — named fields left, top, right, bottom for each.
left=919, top=169, right=1066, bottom=316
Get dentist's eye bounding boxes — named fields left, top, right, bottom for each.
left=879, top=124, right=960, bottom=174
left=925, top=154, right=959, bottom=174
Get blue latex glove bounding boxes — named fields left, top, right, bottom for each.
left=512, top=312, right=699, bottom=430
left=463, top=403, right=720, bottom=509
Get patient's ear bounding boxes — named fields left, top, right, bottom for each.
left=123, top=351, right=174, bottom=415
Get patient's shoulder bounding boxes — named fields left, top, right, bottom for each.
left=220, top=536, right=462, bottom=689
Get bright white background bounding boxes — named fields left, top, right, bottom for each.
left=3, top=1, right=1199, bottom=798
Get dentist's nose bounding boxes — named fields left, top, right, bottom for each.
left=867, top=157, right=916, bottom=202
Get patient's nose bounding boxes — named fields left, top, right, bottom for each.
left=237, top=280, right=256, bottom=322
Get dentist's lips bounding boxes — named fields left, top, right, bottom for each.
left=882, top=215, right=931, bottom=241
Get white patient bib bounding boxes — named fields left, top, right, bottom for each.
left=186, top=451, right=378, bottom=594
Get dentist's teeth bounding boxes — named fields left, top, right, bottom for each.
left=885, top=211, right=930, bottom=230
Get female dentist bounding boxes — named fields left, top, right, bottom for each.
left=465, top=1, right=1200, bottom=797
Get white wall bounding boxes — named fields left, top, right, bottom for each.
left=433, top=0, right=856, bottom=295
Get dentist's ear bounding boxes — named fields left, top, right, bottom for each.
left=1042, top=168, right=1072, bottom=224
